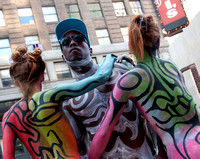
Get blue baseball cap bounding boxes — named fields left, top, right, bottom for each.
left=55, top=18, right=90, bottom=47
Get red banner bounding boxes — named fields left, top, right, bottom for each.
left=153, top=0, right=189, bottom=33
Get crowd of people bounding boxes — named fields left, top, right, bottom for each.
left=1, top=14, right=199, bottom=159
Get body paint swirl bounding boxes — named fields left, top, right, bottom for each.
left=2, top=54, right=116, bottom=159
left=111, top=56, right=200, bottom=159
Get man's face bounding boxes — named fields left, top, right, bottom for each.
left=61, top=30, right=92, bottom=61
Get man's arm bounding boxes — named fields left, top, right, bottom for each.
left=33, top=54, right=116, bottom=103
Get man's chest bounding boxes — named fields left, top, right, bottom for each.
left=64, top=66, right=127, bottom=110
left=63, top=84, right=113, bottom=116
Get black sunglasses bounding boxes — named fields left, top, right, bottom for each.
left=59, top=34, right=88, bottom=47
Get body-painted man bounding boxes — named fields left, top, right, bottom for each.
left=2, top=44, right=115, bottom=159
left=89, top=14, right=200, bottom=159
left=55, top=18, right=165, bottom=159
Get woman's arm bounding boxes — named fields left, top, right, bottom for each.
left=2, top=123, right=16, bottom=159
left=88, top=97, right=126, bottom=159
left=88, top=72, right=131, bottom=159
left=41, top=54, right=116, bottom=102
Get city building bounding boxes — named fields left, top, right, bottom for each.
left=0, top=0, right=199, bottom=158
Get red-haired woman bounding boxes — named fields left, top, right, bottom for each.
left=89, top=14, right=200, bottom=159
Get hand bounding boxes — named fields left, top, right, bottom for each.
left=96, top=54, right=116, bottom=83
left=116, top=54, right=135, bottom=66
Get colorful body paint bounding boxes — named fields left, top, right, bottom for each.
left=2, top=54, right=115, bottom=159
left=89, top=52, right=200, bottom=159
left=64, top=61, right=155, bottom=159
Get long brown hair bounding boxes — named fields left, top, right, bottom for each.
left=9, top=45, right=45, bottom=98
left=128, top=14, right=160, bottom=61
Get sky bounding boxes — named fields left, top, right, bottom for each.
left=184, top=0, right=200, bottom=20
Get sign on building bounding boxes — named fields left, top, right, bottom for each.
left=152, top=0, right=189, bottom=36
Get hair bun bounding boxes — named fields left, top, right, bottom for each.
left=32, top=48, right=42, bottom=56
left=11, top=45, right=27, bottom=62
left=28, top=48, right=42, bottom=61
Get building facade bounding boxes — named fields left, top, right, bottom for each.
left=0, top=0, right=171, bottom=158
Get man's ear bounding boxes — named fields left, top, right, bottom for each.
left=62, top=54, right=68, bottom=63
left=89, top=48, right=93, bottom=56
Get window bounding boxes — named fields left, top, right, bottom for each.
left=54, top=62, right=72, bottom=80
left=88, top=3, right=103, bottom=19
left=18, top=8, right=34, bottom=24
left=121, top=27, right=128, bottom=42
left=0, top=10, right=5, bottom=26
left=0, top=39, right=11, bottom=56
left=129, top=0, right=143, bottom=15
left=49, top=34, right=60, bottom=50
left=66, top=4, right=81, bottom=19
left=25, top=36, right=39, bottom=49
left=42, top=6, right=58, bottom=23
left=113, top=2, right=127, bottom=16
left=0, top=69, right=13, bottom=88
left=95, top=29, right=111, bottom=45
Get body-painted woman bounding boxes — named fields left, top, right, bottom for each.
left=2, top=45, right=115, bottom=159
left=89, top=15, right=200, bottom=159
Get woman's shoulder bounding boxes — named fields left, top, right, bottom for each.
left=2, top=100, right=25, bottom=123
left=118, top=66, right=150, bottom=83
left=128, top=63, right=151, bottom=75
left=158, top=58, right=181, bottom=73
